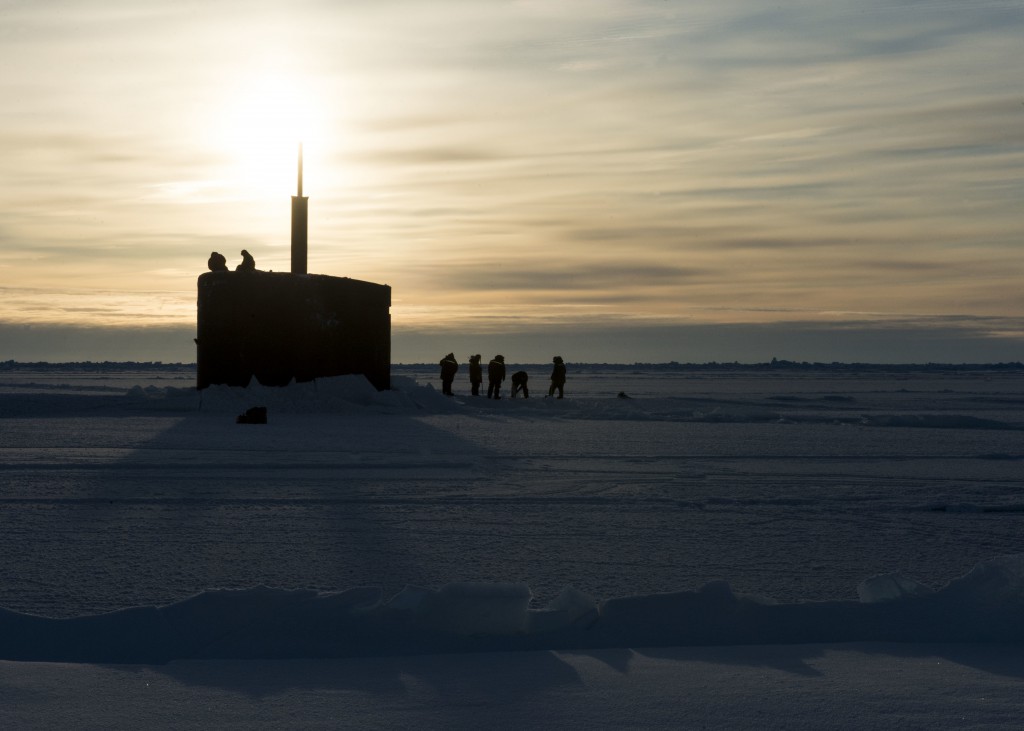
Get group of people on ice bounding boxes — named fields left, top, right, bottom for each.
left=439, top=354, right=566, bottom=400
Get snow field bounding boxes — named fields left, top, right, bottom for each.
left=2, top=364, right=1024, bottom=727
left=0, top=365, right=1022, bottom=629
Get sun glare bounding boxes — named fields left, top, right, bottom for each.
left=215, top=73, right=326, bottom=198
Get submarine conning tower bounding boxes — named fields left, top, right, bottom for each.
left=196, top=144, right=391, bottom=391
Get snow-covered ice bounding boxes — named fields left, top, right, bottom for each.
left=1, top=362, right=1023, bottom=727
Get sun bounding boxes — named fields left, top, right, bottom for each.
left=215, top=72, right=325, bottom=198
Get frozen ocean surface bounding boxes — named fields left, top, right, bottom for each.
left=2, top=362, right=1024, bottom=727
left=1, top=362, right=1022, bottom=625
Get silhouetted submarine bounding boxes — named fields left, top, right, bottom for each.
left=195, top=146, right=391, bottom=391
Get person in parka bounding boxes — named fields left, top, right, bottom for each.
left=207, top=251, right=228, bottom=272
left=468, top=354, right=483, bottom=396
left=235, top=249, right=256, bottom=272
left=511, top=370, right=529, bottom=398
left=439, top=353, right=459, bottom=396
left=487, top=354, right=506, bottom=399
left=548, top=356, right=566, bottom=399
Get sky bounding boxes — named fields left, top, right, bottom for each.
left=1, top=0, right=1023, bottom=363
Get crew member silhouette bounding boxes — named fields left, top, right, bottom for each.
left=236, top=249, right=256, bottom=272
left=548, top=356, right=566, bottom=399
left=207, top=251, right=227, bottom=272
left=511, top=370, right=529, bottom=398
left=439, top=352, right=459, bottom=396
left=487, top=354, right=506, bottom=399
left=468, top=354, right=483, bottom=396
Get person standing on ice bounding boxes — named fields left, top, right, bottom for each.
left=468, top=354, right=483, bottom=396
left=511, top=370, right=529, bottom=398
left=548, top=356, right=566, bottom=399
left=439, top=352, right=459, bottom=396
left=487, top=354, right=506, bottom=399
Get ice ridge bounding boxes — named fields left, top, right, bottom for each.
left=0, top=556, right=1022, bottom=664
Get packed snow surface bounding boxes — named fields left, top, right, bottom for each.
left=1, top=363, right=1023, bottom=664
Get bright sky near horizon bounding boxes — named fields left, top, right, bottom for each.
left=1, top=0, right=1022, bottom=363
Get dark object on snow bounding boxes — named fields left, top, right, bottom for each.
left=207, top=252, right=227, bottom=272
left=236, top=406, right=268, bottom=424
left=235, top=249, right=256, bottom=272
left=617, top=391, right=631, bottom=399
left=511, top=371, right=529, bottom=398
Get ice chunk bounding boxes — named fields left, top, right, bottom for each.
left=427, top=582, right=532, bottom=635
left=385, top=585, right=437, bottom=614
left=598, top=581, right=739, bottom=646
left=857, top=573, right=934, bottom=603
left=528, top=586, right=598, bottom=633
left=940, top=554, right=1024, bottom=606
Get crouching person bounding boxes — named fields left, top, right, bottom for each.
left=511, top=370, right=529, bottom=398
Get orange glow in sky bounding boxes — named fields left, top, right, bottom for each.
left=1, top=1, right=1022, bottom=362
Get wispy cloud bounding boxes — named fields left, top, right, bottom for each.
left=0, top=0, right=1021, bottom=360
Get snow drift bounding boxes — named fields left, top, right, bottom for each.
left=1, top=556, right=1022, bottom=664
